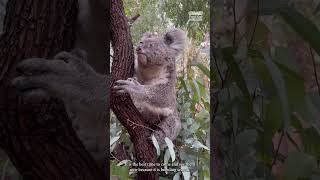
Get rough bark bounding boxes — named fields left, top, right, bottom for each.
left=0, top=0, right=104, bottom=179
left=110, top=0, right=158, bottom=179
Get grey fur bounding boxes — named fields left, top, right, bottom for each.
left=12, top=49, right=109, bottom=165
left=114, top=28, right=187, bottom=146
left=12, top=0, right=108, bottom=166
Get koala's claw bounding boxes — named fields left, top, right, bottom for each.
left=114, top=79, right=131, bottom=85
left=127, top=77, right=137, bottom=81
left=115, top=78, right=140, bottom=85
left=114, top=89, right=126, bottom=96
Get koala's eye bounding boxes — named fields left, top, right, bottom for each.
left=149, top=43, right=155, bottom=47
left=139, top=41, right=143, bottom=44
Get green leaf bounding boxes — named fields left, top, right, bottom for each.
left=188, top=122, right=200, bottom=134
left=273, top=46, right=299, bottom=73
left=265, top=98, right=283, bottom=136
left=250, top=50, right=290, bottom=130
left=164, top=149, right=170, bottom=174
left=110, top=136, right=120, bottom=147
left=173, top=172, right=181, bottom=180
left=222, top=47, right=251, bottom=99
left=165, top=137, right=176, bottom=162
left=278, top=7, right=320, bottom=56
left=110, top=160, right=130, bottom=180
left=264, top=56, right=290, bottom=129
left=117, top=160, right=131, bottom=166
left=181, top=164, right=191, bottom=180
left=189, top=78, right=199, bottom=103
left=191, top=62, right=210, bottom=78
left=275, top=62, right=305, bottom=114
left=193, top=79, right=201, bottom=102
left=179, top=77, right=189, bottom=93
left=151, top=134, right=161, bottom=156
left=283, top=152, right=316, bottom=180
left=302, top=127, right=320, bottom=158
left=246, top=20, right=270, bottom=50
left=191, top=140, right=210, bottom=151
left=196, top=79, right=206, bottom=97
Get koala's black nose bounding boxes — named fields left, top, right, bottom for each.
left=136, top=46, right=142, bottom=52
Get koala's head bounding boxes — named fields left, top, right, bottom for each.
left=136, top=28, right=187, bottom=68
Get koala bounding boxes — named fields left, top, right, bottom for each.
left=12, top=0, right=108, bottom=166
left=113, top=28, right=187, bottom=146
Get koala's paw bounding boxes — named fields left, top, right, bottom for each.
left=12, top=49, right=108, bottom=118
left=12, top=49, right=90, bottom=97
left=113, top=77, right=143, bottom=96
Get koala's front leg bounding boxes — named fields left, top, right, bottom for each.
left=114, top=79, right=174, bottom=118
left=152, top=113, right=181, bottom=148
left=12, top=49, right=108, bottom=121
left=113, top=78, right=145, bottom=100
left=12, top=49, right=108, bottom=164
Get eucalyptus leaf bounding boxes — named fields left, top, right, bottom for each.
left=181, top=165, right=191, bottom=180
left=173, top=172, right=181, bottom=180
left=165, top=137, right=176, bottom=162
left=151, top=134, right=161, bottom=156
left=191, top=62, right=210, bottom=77
left=222, top=47, right=251, bottom=99
left=191, top=140, right=210, bottom=151
left=110, top=136, right=120, bottom=147
left=278, top=7, right=320, bottom=56
left=164, top=149, right=170, bottom=174
left=283, top=152, right=316, bottom=180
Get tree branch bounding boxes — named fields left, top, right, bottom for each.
left=110, top=0, right=158, bottom=179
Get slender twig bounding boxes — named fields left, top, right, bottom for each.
left=212, top=96, right=219, bottom=124
left=286, top=132, right=301, bottom=152
left=235, top=13, right=248, bottom=25
left=309, top=45, right=320, bottom=96
left=130, top=14, right=140, bottom=23
left=232, top=0, right=237, bottom=47
left=110, top=153, right=121, bottom=162
left=271, top=131, right=284, bottom=168
left=126, top=118, right=155, bottom=132
left=212, top=48, right=223, bottom=84
left=251, top=87, right=258, bottom=108
left=248, top=0, right=260, bottom=49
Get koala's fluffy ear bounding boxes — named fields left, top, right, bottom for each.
left=164, top=28, right=187, bottom=55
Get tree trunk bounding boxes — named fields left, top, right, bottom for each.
left=110, top=0, right=158, bottom=179
left=0, top=0, right=105, bottom=179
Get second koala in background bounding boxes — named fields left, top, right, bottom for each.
left=114, top=28, right=187, bottom=146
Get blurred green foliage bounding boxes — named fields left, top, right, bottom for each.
left=212, top=0, right=320, bottom=179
